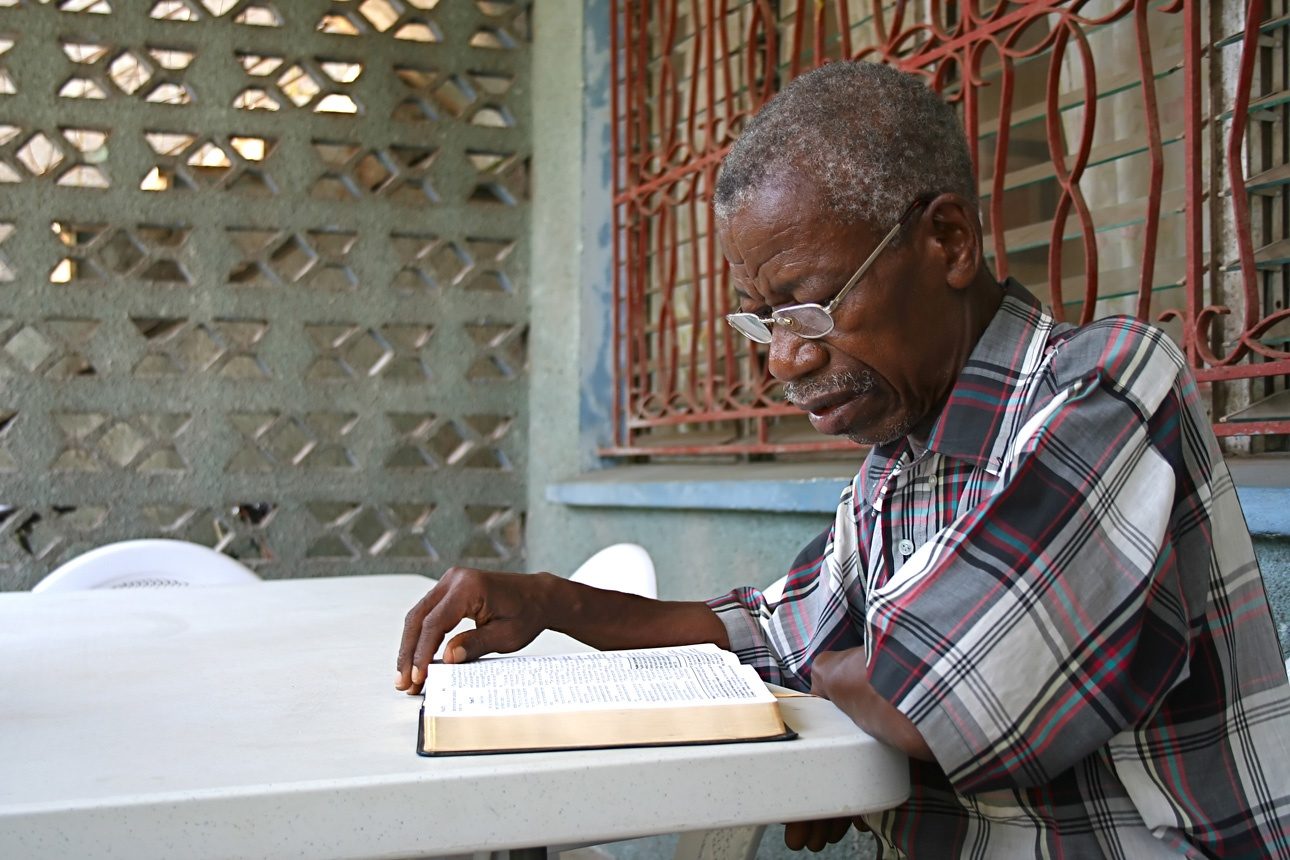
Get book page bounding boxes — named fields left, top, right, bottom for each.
left=424, top=644, right=774, bottom=716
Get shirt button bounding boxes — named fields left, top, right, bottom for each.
left=926, top=476, right=937, bottom=488
left=898, top=539, right=914, bottom=557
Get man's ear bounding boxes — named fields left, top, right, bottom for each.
left=924, top=193, right=982, bottom=290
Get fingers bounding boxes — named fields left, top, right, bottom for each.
left=783, top=821, right=810, bottom=851
left=394, top=567, right=539, bottom=693
left=821, top=817, right=851, bottom=848
left=783, top=818, right=852, bottom=852
left=407, top=598, right=468, bottom=692
left=397, top=567, right=471, bottom=693
left=443, top=622, right=524, bottom=665
left=396, top=589, right=441, bottom=691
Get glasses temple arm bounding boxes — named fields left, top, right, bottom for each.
left=824, top=214, right=907, bottom=315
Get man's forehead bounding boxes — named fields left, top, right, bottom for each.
left=720, top=173, right=819, bottom=225
left=717, top=185, right=819, bottom=261
left=717, top=182, right=870, bottom=273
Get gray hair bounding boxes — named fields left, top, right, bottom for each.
left=712, top=61, right=978, bottom=233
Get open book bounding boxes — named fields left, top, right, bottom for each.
left=418, top=643, right=794, bottom=756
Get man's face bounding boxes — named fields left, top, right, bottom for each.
left=717, top=180, right=964, bottom=446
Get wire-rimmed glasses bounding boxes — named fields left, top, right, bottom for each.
left=724, top=197, right=928, bottom=344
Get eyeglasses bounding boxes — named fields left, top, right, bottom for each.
left=724, top=197, right=928, bottom=344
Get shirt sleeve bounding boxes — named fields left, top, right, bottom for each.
left=867, top=327, right=1196, bottom=794
left=707, top=481, right=868, bottom=691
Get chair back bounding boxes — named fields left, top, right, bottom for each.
left=33, top=539, right=260, bottom=593
left=568, top=543, right=657, bottom=598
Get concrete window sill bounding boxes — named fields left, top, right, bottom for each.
left=547, top=457, right=1290, bottom=537
left=545, top=462, right=858, bottom=514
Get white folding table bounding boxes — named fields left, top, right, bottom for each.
left=0, top=574, right=909, bottom=859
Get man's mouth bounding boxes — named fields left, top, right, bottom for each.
left=784, top=370, right=876, bottom=414
left=796, top=390, right=856, bottom=417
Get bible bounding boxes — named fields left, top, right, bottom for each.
left=417, top=643, right=795, bottom=755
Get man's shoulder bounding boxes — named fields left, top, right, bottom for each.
left=1047, top=314, right=1187, bottom=397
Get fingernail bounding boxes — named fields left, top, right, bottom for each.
left=394, top=671, right=405, bottom=689
left=450, top=646, right=466, bottom=663
left=411, top=665, right=422, bottom=684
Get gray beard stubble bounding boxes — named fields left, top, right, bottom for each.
left=784, top=369, right=912, bottom=446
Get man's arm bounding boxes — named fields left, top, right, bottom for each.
left=706, top=522, right=865, bottom=693
left=811, top=646, right=933, bottom=761
left=393, top=565, right=937, bottom=762
left=394, top=567, right=728, bottom=693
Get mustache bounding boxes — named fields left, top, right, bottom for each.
left=783, top=369, right=876, bottom=406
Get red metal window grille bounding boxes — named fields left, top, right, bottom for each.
left=608, top=1, right=1290, bottom=458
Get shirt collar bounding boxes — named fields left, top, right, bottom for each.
left=875, top=278, right=1055, bottom=475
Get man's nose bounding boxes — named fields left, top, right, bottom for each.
left=767, top=326, right=828, bottom=382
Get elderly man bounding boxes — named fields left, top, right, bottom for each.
left=396, top=62, right=1290, bottom=857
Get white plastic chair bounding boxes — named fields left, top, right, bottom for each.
left=32, top=539, right=260, bottom=593
left=568, top=542, right=657, bottom=598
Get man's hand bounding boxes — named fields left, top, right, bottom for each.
left=783, top=817, right=856, bottom=852
left=810, top=646, right=935, bottom=761
left=395, top=566, right=730, bottom=695
left=396, top=567, right=556, bottom=694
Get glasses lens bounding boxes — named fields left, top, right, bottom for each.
left=726, top=313, right=773, bottom=343
left=774, top=305, right=834, bottom=339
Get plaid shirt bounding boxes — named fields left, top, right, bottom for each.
left=709, top=280, right=1290, bottom=858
